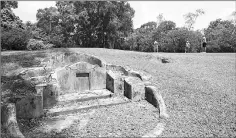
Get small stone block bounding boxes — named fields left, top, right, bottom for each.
left=106, top=71, right=124, bottom=96
left=43, top=84, right=58, bottom=108
left=124, top=77, right=145, bottom=101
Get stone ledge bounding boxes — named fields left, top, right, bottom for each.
left=124, top=77, right=145, bottom=101
left=1, top=103, right=25, bottom=138
left=145, top=85, right=169, bottom=119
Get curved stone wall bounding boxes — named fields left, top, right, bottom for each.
left=1, top=51, right=169, bottom=137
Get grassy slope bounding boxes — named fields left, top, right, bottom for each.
left=67, top=48, right=236, bottom=137
left=1, top=48, right=235, bottom=137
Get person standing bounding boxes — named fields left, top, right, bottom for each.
left=202, top=36, right=207, bottom=52
left=154, top=41, right=159, bottom=52
left=185, top=41, right=190, bottom=53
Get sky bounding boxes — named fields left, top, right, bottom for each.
left=13, top=1, right=235, bottom=30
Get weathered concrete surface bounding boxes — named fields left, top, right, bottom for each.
left=1, top=103, right=25, bottom=138
left=56, top=62, right=106, bottom=94
left=19, top=67, right=52, bottom=79
left=104, top=63, right=152, bottom=82
left=124, top=77, right=145, bottom=101
left=42, top=52, right=103, bottom=69
left=57, top=89, right=112, bottom=104
left=106, top=71, right=124, bottom=96
left=42, top=83, right=59, bottom=108
left=27, top=76, right=48, bottom=85
left=46, top=96, right=129, bottom=117
left=15, top=95, right=43, bottom=119
left=89, top=66, right=106, bottom=90
left=105, top=64, right=129, bottom=76
left=145, top=86, right=169, bottom=119
left=35, top=83, right=47, bottom=95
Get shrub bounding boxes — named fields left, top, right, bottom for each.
left=1, top=28, right=31, bottom=50
left=48, top=35, right=64, bottom=48
left=26, top=39, right=53, bottom=50
left=44, top=43, right=54, bottom=49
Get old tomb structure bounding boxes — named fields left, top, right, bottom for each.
left=1, top=52, right=169, bottom=137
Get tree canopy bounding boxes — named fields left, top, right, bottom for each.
left=184, top=9, right=205, bottom=30
left=35, top=1, right=135, bottom=48
left=1, top=1, right=235, bottom=52
left=204, top=19, right=236, bottom=52
left=1, top=1, right=24, bottom=29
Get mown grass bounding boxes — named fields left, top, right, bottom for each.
left=1, top=48, right=235, bottom=137
left=66, top=48, right=236, bottom=137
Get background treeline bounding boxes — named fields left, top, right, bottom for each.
left=1, top=1, right=236, bottom=52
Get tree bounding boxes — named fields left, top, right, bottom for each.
left=1, top=1, right=24, bottom=29
left=35, top=1, right=135, bottom=48
left=156, top=27, right=202, bottom=52
left=36, top=6, right=60, bottom=35
left=204, top=19, right=236, bottom=52
left=156, top=13, right=165, bottom=27
left=152, top=20, right=176, bottom=43
left=140, top=21, right=157, bottom=32
left=1, top=27, right=31, bottom=50
left=55, top=1, right=135, bottom=48
left=184, top=9, right=205, bottom=30
left=1, top=1, right=31, bottom=50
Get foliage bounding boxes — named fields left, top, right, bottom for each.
left=140, top=21, right=157, bottom=31
left=152, top=20, right=176, bottom=41
left=204, top=19, right=236, bottom=52
left=1, top=28, right=31, bottom=50
left=125, top=19, right=204, bottom=53
left=36, top=7, right=60, bottom=35
left=1, top=1, right=34, bottom=50
left=35, top=1, right=135, bottom=48
left=1, top=1, right=235, bottom=53
left=158, top=28, right=202, bottom=52
left=156, top=13, right=165, bottom=26
left=1, top=1, right=24, bottom=29
left=26, top=39, right=54, bottom=50
left=184, top=9, right=205, bottom=30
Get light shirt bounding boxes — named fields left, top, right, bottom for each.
left=203, top=37, right=206, bottom=43
left=186, top=42, right=190, bottom=48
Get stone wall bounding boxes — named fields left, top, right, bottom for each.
left=145, top=86, right=169, bottom=118
left=15, top=94, right=43, bottom=119
left=55, top=62, right=106, bottom=94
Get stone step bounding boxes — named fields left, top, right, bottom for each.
left=27, top=76, right=48, bottom=84
left=45, top=96, right=130, bottom=117
left=56, top=89, right=114, bottom=105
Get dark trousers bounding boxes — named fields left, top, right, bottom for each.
left=202, top=42, right=207, bottom=52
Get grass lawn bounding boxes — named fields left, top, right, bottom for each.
left=1, top=48, right=236, bottom=137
